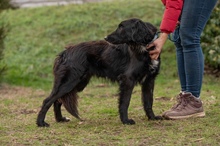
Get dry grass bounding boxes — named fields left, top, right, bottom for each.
left=0, top=77, right=220, bottom=146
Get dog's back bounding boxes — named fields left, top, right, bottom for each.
left=55, top=40, right=158, bottom=83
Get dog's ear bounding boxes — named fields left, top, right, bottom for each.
left=131, top=20, right=155, bottom=45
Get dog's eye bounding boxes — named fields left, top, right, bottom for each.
left=118, top=24, right=124, bottom=32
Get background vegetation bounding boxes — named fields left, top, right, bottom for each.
left=0, top=0, right=13, bottom=81
left=2, top=0, right=163, bottom=89
left=0, top=0, right=219, bottom=145
left=201, top=0, right=220, bottom=69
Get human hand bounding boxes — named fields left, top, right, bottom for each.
left=147, top=32, right=168, bottom=60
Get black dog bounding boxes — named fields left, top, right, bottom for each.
left=37, top=18, right=162, bottom=127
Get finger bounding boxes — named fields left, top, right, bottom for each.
left=150, top=55, right=158, bottom=60
left=146, top=43, right=154, bottom=49
left=150, top=52, right=159, bottom=59
left=149, top=50, right=157, bottom=55
left=154, top=55, right=159, bottom=60
left=150, top=54, right=156, bottom=59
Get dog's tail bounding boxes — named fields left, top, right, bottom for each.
left=59, top=90, right=82, bottom=121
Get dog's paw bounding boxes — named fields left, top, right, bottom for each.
left=149, top=116, right=163, bottom=120
left=56, top=117, right=70, bottom=122
left=37, top=121, right=50, bottom=127
left=122, top=119, right=136, bottom=125
left=155, top=116, right=163, bottom=120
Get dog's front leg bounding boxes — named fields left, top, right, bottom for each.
left=118, top=75, right=135, bottom=125
left=141, top=77, right=162, bottom=120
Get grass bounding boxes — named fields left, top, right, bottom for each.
left=2, top=0, right=162, bottom=89
left=1, top=81, right=220, bottom=145
left=0, top=0, right=220, bottom=145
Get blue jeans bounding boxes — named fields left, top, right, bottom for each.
left=173, top=0, right=217, bottom=97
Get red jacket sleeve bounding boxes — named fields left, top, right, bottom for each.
left=160, top=0, right=183, bottom=34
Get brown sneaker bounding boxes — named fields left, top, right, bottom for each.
left=163, top=92, right=205, bottom=120
left=162, top=92, right=183, bottom=117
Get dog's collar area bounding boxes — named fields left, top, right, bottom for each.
left=146, top=31, right=160, bottom=47
left=152, top=32, right=160, bottom=42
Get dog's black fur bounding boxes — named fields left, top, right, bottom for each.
left=37, top=18, right=162, bottom=127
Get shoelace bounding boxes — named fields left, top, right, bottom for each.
left=176, top=96, right=192, bottom=110
left=171, top=93, right=182, bottom=109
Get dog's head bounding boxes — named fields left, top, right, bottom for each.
left=105, top=18, right=157, bottom=46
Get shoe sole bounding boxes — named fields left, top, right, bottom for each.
left=164, top=112, right=206, bottom=120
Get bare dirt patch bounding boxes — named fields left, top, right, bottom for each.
left=0, top=84, right=47, bottom=99
left=0, top=84, right=49, bottom=116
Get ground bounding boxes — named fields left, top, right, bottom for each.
left=1, top=66, right=219, bottom=99
left=204, top=65, right=220, bottom=77
left=0, top=84, right=46, bottom=99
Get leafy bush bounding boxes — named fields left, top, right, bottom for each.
left=0, top=0, right=14, bottom=81
left=201, top=0, right=220, bottom=69
left=0, top=22, right=7, bottom=81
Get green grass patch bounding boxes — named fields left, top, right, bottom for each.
left=2, top=0, right=163, bottom=89
left=1, top=82, right=220, bottom=145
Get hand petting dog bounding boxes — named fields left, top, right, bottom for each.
left=147, top=32, right=168, bottom=60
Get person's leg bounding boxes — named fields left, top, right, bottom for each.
left=161, top=28, right=185, bottom=117
left=174, top=27, right=186, bottom=93
left=163, top=0, right=217, bottom=119
left=179, top=0, right=217, bottom=98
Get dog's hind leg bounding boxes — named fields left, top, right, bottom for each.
left=37, top=77, right=82, bottom=127
left=37, top=93, right=61, bottom=127
left=54, top=100, right=70, bottom=122
left=76, top=74, right=91, bottom=92
left=59, top=74, right=91, bottom=120
left=59, top=90, right=82, bottom=120
left=141, top=77, right=163, bottom=120
left=118, top=75, right=136, bottom=125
